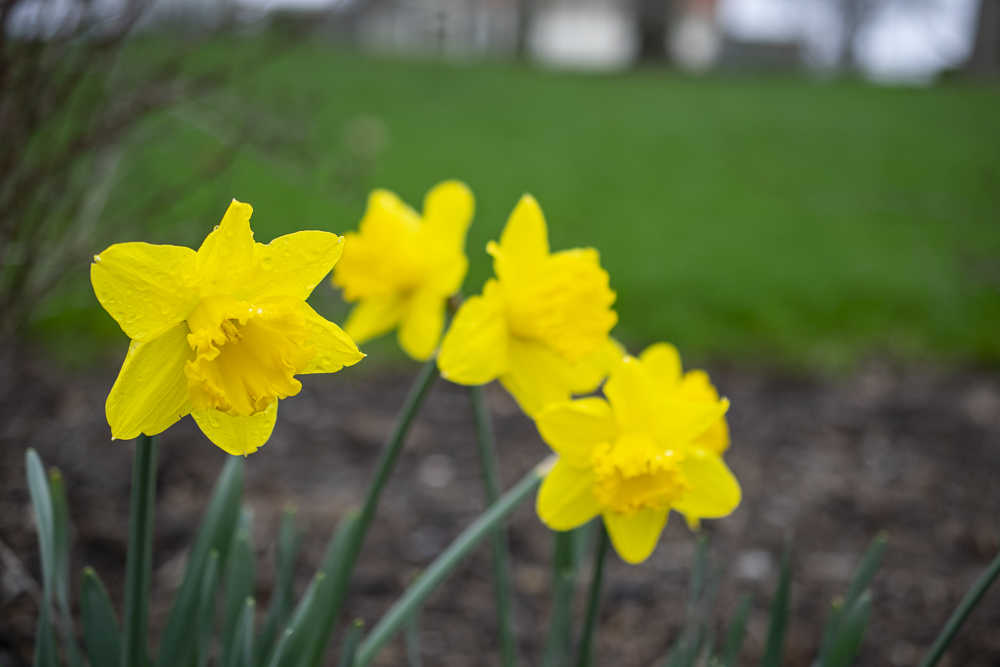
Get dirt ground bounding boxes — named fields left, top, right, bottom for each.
left=1, top=350, right=999, bottom=667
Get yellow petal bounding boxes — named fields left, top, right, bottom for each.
left=360, top=189, right=421, bottom=236
left=91, top=242, right=199, bottom=342
left=694, top=418, right=730, bottom=455
left=603, top=508, right=669, bottom=564
left=195, top=200, right=258, bottom=296
left=603, top=356, right=655, bottom=432
left=535, top=398, right=617, bottom=465
left=299, top=302, right=365, bottom=374
left=536, top=459, right=601, bottom=531
left=398, top=290, right=446, bottom=362
left=640, top=343, right=683, bottom=392
left=565, top=338, right=624, bottom=394
left=673, top=448, right=741, bottom=520
left=677, top=370, right=721, bottom=403
left=650, top=398, right=730, bottom=448
left=343, top=296, right=404, bottom=345
left=488, top=195, right=549, bottom=286
left=192, top=401, right=277, bottom=456
left=437, top=280, right=509, bottom=385
left=500, top=338, right=579, bottom=417
left=422, top=180, right=475, bottom=248
left=106, top=323, right=193, bottom=440
left=237, top=231, right=344, bottom=303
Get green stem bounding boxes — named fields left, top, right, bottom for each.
left=121, top=434, right=158, bottom=667
left=470, top=385, right=519, bottom=667
left=575, top=523, right=609, bottom=667
left=543, top=530, right=578, bottom=667
left=918, top=547, right=1000, bottom=667
left=354, top=460, right=549, bottom=667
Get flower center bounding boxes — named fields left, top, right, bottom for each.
left=504, top=250, right=616, bottom=362
left=591, top=432, right=690, bottom=516
left=184, top=294, right=315, bottom=417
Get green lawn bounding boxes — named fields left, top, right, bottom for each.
left=35, top=41, right=1000, bottom=370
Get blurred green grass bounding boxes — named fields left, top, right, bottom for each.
left=33, top=41, right=1000, bottom=370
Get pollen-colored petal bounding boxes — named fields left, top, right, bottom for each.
left=650, top=398, right=730, bottom=449
left=437, top=280, right=509, bottom=385
left=343, top=296, right=403, bottom=345
left=298, top=302, right=365, bottom=374
left=537, top=459, right=601, bottom=531
left=195, top=200, right=258, bottom=296
left=640, top=343, right=683, bottom=391
left=694, top=418, right=730, bottom=455
left=91, top=243, right=200, bottom=342
left=499, top=338, right=580, bottom=417
left=488, top=194, right=549, bottom=286
left=535, top=398, right=617, bottom=465
left=192, top=401, right=277, bottom=456
left=398, top=289, right=446, bottom=362
left=106, top=323, right=193, bottom=440
left=422, top=180, right=474, bottom=249
left=673, top=448, right=741, bottom=520
left=565, top=338, right=624, bottom=394
left=603, top=356, right=655, bottom=432
left=237, top=231, right=344, bottom=303
left=603, top=508, right=669, bottom=564
left=677, top=370, right=720, bottom=403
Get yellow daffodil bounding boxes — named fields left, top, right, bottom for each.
left=332, top=181, right=474, bottom=361
left=91, top=200, right=364, bottom=456
left=534, top=343, right=740, bottom=564
left=437, top=194, right=619, bottom=416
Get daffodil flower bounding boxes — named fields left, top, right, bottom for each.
left=332, top=181, right=474, bottom=361
left=91, top=200, right=364, bottom=456
left=534, top=343, right=740, bottom=564
left=437, top=194, right=619, bottom=416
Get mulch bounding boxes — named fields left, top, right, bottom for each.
left=1, top=349, right=999, bottom=666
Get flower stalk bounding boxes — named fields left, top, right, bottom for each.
left=121, top=434, right=158, bottom=667
left=470, top=384, right=519, bottom=667
left=576, top=523, right=609, bottom=667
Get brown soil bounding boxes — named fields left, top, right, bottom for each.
left=1, top=351, right=999, bottom=667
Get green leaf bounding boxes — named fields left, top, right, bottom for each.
left=338, top=620, right=364, bottom=667
left=222, top=514, right=256, bottom=667
left=197, top=549, right=222, bottom=667
left=719, top=594, right=752, bottom=667
left=26, top=450, right=58, bottom=667
left=225, top=597, right=256, bottom=667
left=266, top=630, right=293, bottom=667
left=275, top=572, right=327, bottom=667
left=817, top=532, right=887, bottom=667
left=48, top=469, right=82, bottom=667
left=122, top=434, right=158, bottom=667
left=80, top=568, right=121, bottom=667
left=300, top=509, right=362, bottom=667
left=761, top=535, right=793, bottom=667
left=824, top=592, right=872, bottom=667
left=259, top=506, right=301, bottom=665
left=575, top=524, right=609, bottom=667
left=158, top=456, right=244, bottom=667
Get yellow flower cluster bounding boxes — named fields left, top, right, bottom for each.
left=93, top=181, right=739, bottom=564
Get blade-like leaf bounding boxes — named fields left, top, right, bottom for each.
left=222, top=514, right=256, bottom=667
left=35, top=605, right=60, bottom=667
left=817, top=532, right=887, bottom=667
left=406, top=608, right=422, bottom=667
left=48, top=469, right=82, bottom=667
left=80, top=568, right=121, bottom=667
left=761, top=535, right=793, bottom=667
left=267, top=630, right=293, bottom=667
left=720, top=594, right=752, bottom=667
left=26, top=450, right=58, bottom=667
left=824, top=592, right=872, bottom=667
left=158, top=456, right=245, bottom=667
left=197, top=549, right=222, bottom=667
left=226, top=597, right=256, bottom=667
left=543, top=529, right=577, bottom=667
left=275, top=572, right=327, bottom=667
left=259, top=506, right=301, bottom=665
left=338, top=620, right=364, bottom=667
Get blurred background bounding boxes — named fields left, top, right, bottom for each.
left=1, top=0, right=999, bottom=665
